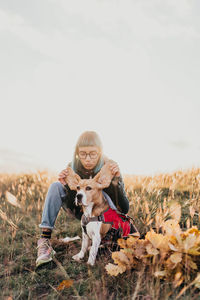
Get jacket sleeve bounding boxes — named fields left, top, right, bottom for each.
left=114, top=175, right=129, bottom=214
left=103, top=175, right=129, bottom=214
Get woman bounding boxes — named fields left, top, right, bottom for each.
left=36, top=131, right=129, bottom=267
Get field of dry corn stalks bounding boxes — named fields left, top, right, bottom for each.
left=0, top=168, right=200, bottom=299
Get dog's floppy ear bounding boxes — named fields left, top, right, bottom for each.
left=93, top=162, right=114, bottom=189
left=65, top=167, right=81, bottom=190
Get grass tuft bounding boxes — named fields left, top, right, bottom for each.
left=0, top=169, right=200, bottom=299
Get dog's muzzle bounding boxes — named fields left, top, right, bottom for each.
left=76, top=193, right=83, bottom=205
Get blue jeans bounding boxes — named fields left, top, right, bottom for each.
left=39, top=182, right=68, bottom=230
left=39, top=181, right=117, bottom=230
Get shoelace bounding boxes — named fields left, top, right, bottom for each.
left=37, top=239, right=51, bottom=256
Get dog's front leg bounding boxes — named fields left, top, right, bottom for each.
left=87, top=233, right=101, bottom=266
left=72, top=231, right=89, bottom=262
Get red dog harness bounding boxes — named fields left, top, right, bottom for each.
left=102, top=208, right=131, bottom=237
left=81, top=208, right=133, bottom=237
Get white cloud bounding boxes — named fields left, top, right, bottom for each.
left=0, top=9, right=24, bottom=31
left=0, top=1, right=200, bottom=175
left=0, top=0, right=199, bottom=64
left=58, top=0, right=199, bottom=39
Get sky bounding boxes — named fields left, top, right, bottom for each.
left=0, top=0, right=200, bottom=176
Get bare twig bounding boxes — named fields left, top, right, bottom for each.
left=48, top=283, right=64, bottom=299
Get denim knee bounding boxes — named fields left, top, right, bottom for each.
left=48, top=181, right=67, bottom=198
left=39, top=181, right=67, bottom=229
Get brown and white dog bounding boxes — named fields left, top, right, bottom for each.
left=64, top=162, right=116, bottom=266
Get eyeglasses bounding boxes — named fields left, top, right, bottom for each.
left=78, top=151, right=99, bottom=159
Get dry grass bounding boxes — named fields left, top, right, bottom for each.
left=0, top=168, right=200, bottom=299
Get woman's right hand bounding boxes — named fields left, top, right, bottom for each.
left=58, top=168, right=69, bottom=185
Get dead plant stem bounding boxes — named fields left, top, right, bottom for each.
left=132, top=265, right=145, bottom=300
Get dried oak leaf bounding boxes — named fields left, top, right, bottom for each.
left=112, top=251, right=130, bottom=266
left=117, top=238, right=127, bottom=249
left=146, top=244, right=159, bottom=256
left=168, top=242, right=179, bottom=252
left=105, top=263, right=126, bottom=276
left=169, top=252, right=182, bottom=264
left=126, top=236, right=139, bottom=248
left=56, top=279, right=73, bottom=291
left=183, top=234, right=197, bottom=251
left=145, top=231, right=169, bottom=252
left=132, top=240, right=148, bottom=258
left=121, top=249, right=133, bottom=262
left=162, top=220, right=182, bottom=237
left=185, top=227, right=199, bottom=236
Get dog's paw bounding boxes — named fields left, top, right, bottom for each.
left=72, top=253, right=84, bottom=261
left=87, top=258, right=95, bottom=266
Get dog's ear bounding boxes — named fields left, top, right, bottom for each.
left=65, top=167, right=81, bottom=190
left=93, top=162, right=113, bottom=189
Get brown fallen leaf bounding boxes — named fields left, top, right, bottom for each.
left=169, top=252, right=182, bottom=264
left=56, top=279, right=73, bottom=291
left=105, top=263, right=126, bottom=276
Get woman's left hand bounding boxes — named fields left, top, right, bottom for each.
left=109, top=162, right=121, bottom=177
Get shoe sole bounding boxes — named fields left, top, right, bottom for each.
left=36, top=250, right=56, bottom=268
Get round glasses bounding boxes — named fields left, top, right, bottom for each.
left=78, top=151, right=99, bottom=159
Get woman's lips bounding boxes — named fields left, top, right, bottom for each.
left=85, top=164, right=93, bottom=168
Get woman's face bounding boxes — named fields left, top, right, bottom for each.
left=78, top=146, right=101, bottom=170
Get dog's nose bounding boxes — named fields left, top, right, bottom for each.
left=76, top=193, right=83, bottom=204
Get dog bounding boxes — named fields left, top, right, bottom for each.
left=64, top=162, right=137, bottom=266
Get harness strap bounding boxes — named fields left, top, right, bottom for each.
left=81, top=214, right=105, bottom=235
left=115, top=211, right=139, bottom=235
left=82, top=214, right=105, bottom=226
left=81, top=210, right=136, bottom=236
left=115, top=210, right=134, bottom=222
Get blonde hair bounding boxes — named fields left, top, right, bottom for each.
left=75, top=131, right=102, bottom=152
left=72, top=131, right=104, bottom=173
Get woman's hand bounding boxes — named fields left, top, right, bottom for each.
left=109, top=162, right=121, bottom=177
left=58, top=168, right=69, bottom=185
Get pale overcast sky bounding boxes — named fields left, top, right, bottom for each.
left=0, top=0, right=200, bottom=175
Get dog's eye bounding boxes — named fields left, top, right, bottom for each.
left=85, top=186, right=92, bottom=191
left=77, top=186, right=80, bottom=191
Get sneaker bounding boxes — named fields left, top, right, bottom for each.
left=36, top=238, right=56, bottom=267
